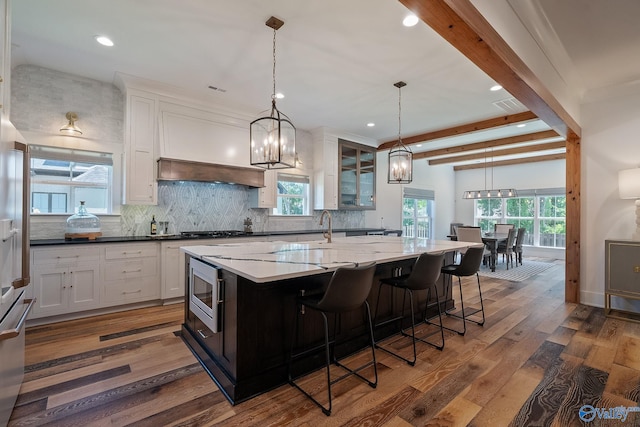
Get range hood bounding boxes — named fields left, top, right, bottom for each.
left=157, top=158, right=265, bottom=188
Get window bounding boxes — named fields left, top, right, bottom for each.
left=473, top=188, right=565, bottom=248
left=274, top=173, right=310, bottom=216
left=30, top=145, right=113, bottom=214
left=402, top=188, right=434, bottom=239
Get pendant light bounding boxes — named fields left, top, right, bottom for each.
left=462, top=148, right=517, bottom=199
left=388, top=81, right=412, bottom=184
left=250, top=16, right=296, bottom=169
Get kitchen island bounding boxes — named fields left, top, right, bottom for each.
left=181, top=236, right=473, bottom=404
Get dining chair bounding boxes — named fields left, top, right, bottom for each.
left=494, top=223, right=515, bottom=234
left=514, top=227, right=526, bottom=265
left=496, top=228, right=517, bottom=269
left=455, top=226, right=490, bottom=261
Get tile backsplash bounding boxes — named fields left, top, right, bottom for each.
left=30, top=181, right=365, bottom=239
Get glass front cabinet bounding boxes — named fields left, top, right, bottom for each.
left=339, top=139, right=376, bottom=209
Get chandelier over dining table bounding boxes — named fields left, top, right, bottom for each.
left=463, top=147, right=517, bottom=199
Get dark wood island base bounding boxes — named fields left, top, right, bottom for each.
left=181, top=253, right=455, bottom=404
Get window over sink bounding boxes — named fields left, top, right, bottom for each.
left=273, top=172, right=310, bottom=216
left=30, top=145, right=113, bottom=214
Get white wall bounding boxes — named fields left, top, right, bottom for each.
left=366, top=152, right=456, bottom=240
left=581, top=81, right=640, bottom=308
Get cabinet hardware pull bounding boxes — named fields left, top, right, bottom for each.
left=122, top=269, right=142, bottom=273
left=197, top=329, right=213, bottom=339
left=122, top=251, right=142, bottom=255
left=0, top=299, right=36, bottom=341
left=635, top=266, right=640, bottom=273
left=122, top=289, right=142, bottom=294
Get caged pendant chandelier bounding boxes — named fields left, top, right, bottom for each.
left=388, top=81, right=413, bottom=184
left=250, top=16, right=296, bottom=169
left=463, top=147, right=517, bottom=199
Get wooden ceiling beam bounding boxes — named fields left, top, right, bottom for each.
left=428, top=140, right=566, bottom=165
left=398, top=0, right=581, bottom=138
left=413, top=129, right=559, bottom=160
left=453, top=153, right=566, bottom=170
left=377, top=111, right=536, bottom=151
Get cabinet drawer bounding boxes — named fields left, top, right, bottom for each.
left=104, top=257, right=158, bottom=281
left=33, top=247, right=100, bottom=266
left=105, top=244, right=158, bottom=260
left=103, top=275, right=159, bottom=303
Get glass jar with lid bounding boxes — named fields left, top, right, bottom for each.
left=65, top=201, right=102, bottom=239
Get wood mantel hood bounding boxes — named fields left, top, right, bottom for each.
left=157, top=158, right=265, bottom=188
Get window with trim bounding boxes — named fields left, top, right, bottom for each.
left=273, top=173, right=310, bottom=216
left=402, top=188, right=434, bottom=239
left=30, top=145, right=113, bottom=214
left=473, top=188, right=565, bottom=248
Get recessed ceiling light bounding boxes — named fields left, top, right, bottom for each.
left=516, top=124, right=526, bottom=128
left=275, top=92, right=285, bottom=99
left=95, top=35, right=114, bottom=47
left=367, top=122, right=375, bottom=127
left=416, top=144, right=422, bottom=148
left=403, top=14, right=419, bottom=27
left=490, top=85, right=502, bottom=91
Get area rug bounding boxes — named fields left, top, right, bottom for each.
left=477, top=260, right=555, bottom=282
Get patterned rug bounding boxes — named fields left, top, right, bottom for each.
left=477, top=260, right=555, bottom=282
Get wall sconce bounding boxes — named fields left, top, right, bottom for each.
left=618, top=167, right=640, bottom=240
left=60, top=112, right=83, bottom=136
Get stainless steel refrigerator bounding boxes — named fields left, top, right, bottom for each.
left=0, top=123, right=31, bottom=427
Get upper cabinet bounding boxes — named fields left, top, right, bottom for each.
left=123, top=90, right=158, bottom=205
left=158, top=101, right=251, bottom=167
left=339, top=139, right=376, bottom=210
left=312, top=128, right=338, bottom=210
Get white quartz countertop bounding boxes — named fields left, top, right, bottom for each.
left=181, top=235, right=477, bottom=283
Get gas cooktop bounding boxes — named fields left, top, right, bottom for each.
left=180, top=230, right=249, bottom=238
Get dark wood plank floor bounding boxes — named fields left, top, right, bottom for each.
left=9, top=258, right=640, bottom=426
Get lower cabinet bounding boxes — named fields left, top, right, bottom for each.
left=102, top=243, right=160, bottom=303
left=31, top=265, right=100, bottom=318
left=161, top=241, right=185, bottom=299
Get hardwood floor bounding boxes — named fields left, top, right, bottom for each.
left=9, top=259, right=640, bottom=426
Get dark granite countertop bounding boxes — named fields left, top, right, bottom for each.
left=30, top=228, right=387, bottom=246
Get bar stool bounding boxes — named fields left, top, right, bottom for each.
left=374, top=252, right=446, bottom=366
left=439, top=245, right=486, bottom=335
left=287, top=262, right=377, bottom=416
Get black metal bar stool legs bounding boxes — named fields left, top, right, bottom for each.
left=439, top=246, right=486, bottom=336
left=287, top=262, right=378, bottom=416
left=374, top=252, right=446, bottom=366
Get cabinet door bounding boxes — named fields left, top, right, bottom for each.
left=339, top=140, right=376, bottom=209
left=124, top=94, right=157, bottom=205
left=162, top=244, right=184, bottom=299
left=31, top=267, right=68, bottom=317
left=68, top=266, right=100, bottom=311
left=358, top=149, right=375, bottom=208
left=249, top=169, right=276, bottom=208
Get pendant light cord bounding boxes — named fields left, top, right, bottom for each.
left=398, top=85, right=402, bottom=144
left=272, top=27, right=277, bottom=103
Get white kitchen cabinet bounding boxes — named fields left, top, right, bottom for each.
left=30, top=247, right=101, bottom=318
left=161, top=241, right=185, bottom=300
left=249, top=169, right=276, bottom=208
left=312, top=128, right=338, bottom=210
left=158, top=100, right=251, bottom=166
left=123, top=91, right=157, bottom=205
left=102, top=243, right=160, bottom=304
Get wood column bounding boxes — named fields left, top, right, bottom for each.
left=565, top=131, right=581, bottom=302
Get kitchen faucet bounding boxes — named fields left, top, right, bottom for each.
left=320, top=210, right=332, bottom=243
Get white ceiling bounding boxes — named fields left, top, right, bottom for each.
left=11, top=0, right=640, bottom=162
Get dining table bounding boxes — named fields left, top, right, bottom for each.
left=481, top=232, right=509, bottom=272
